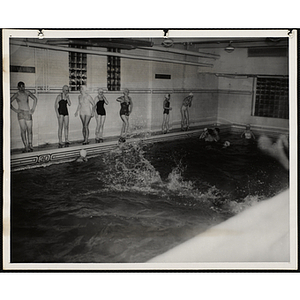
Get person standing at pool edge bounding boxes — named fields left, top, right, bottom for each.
left=94, top=88, right=108, bottom=143
left=10, top=81, right=38, bottom=152
left=55, top=85, right=71, bottom=148
left=181, top=92, right=193, bottom=131
left=162, top=93, right=172, bottom=134
left=75, top=85, right=94, bottom=145
left=116, top=88, right=133, bottom=142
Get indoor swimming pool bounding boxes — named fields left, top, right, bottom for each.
left=10, top=132, right=289, bottom=263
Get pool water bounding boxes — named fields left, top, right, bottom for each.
left=11, top=133, right=289, bottom=263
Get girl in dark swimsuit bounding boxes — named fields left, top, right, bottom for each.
left=94, top=88, right=108, bottom=143
left=116, top=88, right=133, bottom=142
left=162, top=93, right=172, bottom=133
left=55, top=85, right=71, bottom=147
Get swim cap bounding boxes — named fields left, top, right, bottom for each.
left=80, top=149, right=87, bottom=158
left=189, top=92, right=194, bottom=96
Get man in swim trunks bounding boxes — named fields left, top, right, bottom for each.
left=181, top=92, right=193, bottom=131
left=10, top=81, right=38, bottom=152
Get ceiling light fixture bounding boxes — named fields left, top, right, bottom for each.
left=162, top=29, right=174, bottom=47
left=162, top=38, right=174, bottom=47
left=224, top=41, right=234, bottom=53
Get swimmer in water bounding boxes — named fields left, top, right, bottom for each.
left=200, top=127, right=229, bottom=149
left=241, top=124, right=256, bottom=140
left=55, top=85, right=71, bottom=148
left=162, top=93, right=172, bottom=134
left=74, top=149, right=88, bottom=162
left=222, top=141, right=231, bottom=148
left=75, top=85, right=95, bottom=145
left=94, top=88, right=108, bottom=143
left=212, top=128, right=220, bottom=142
left=181, top=92, right=193, bottom=131
left=116, top=88, right=133, bottom=143
left=199, top=127, right=220, bottom=142
left=199, top=128, right=209, bottom=140
left=10, top=81, right=38, bottom=153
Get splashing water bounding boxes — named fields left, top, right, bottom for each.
left=100, top=138, right=286, bottom=215
left=97, top=141, right=242, bottom=211
left=128, top=118, right=152, bottom=139
left=99, top=141, right=162, bottom=192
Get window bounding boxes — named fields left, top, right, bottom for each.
left=253, top=77, right=289, bottom=119
left=107, top=48, right=121, bottom=91
left=69, top=46, right=87, bottom=91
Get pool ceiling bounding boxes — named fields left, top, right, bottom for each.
left=18, top=37, right=288, bottom=51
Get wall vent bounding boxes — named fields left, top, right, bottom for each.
left=155, top=74, right=171, bottom=79
left=248, top=47, right=288, bottom=57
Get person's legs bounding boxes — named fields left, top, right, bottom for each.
left=63, top=115, right=70, bottom=144
left=83, top=115, right=92, bottom=144
left=120, top=115, right=128, bottom=138
left=57, top=115, right=64, bottom=145
left=99, top=115, right=106, bottom=139
left=18, top=119, right=29, bottom=151
left=26, top=120, right=33, bottom=150
left=120, top=116, right=125, bottom=137
left=180, top=107, right=185, bottom=130
left=162, top=114, right=167, bottom=132
left=166, top=114, right=170, bottom=132
left=95, top=114, right=100, bottom=141
left=124, top=115, right=129, bottom=137
left=80, top=115, right=86, bottom=142
left=185, top=108, right=190, bottom=130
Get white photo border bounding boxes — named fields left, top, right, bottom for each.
left=2, top=28, right=298, bottom=271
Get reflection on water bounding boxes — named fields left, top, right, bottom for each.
left=11, top=134, right=289, bottom=263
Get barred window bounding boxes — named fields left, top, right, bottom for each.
left=107, top=48, right=121, bottom=91
left=69, top=46, right=87, bottom=91
left=253, top=77, right=289, bottom=119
